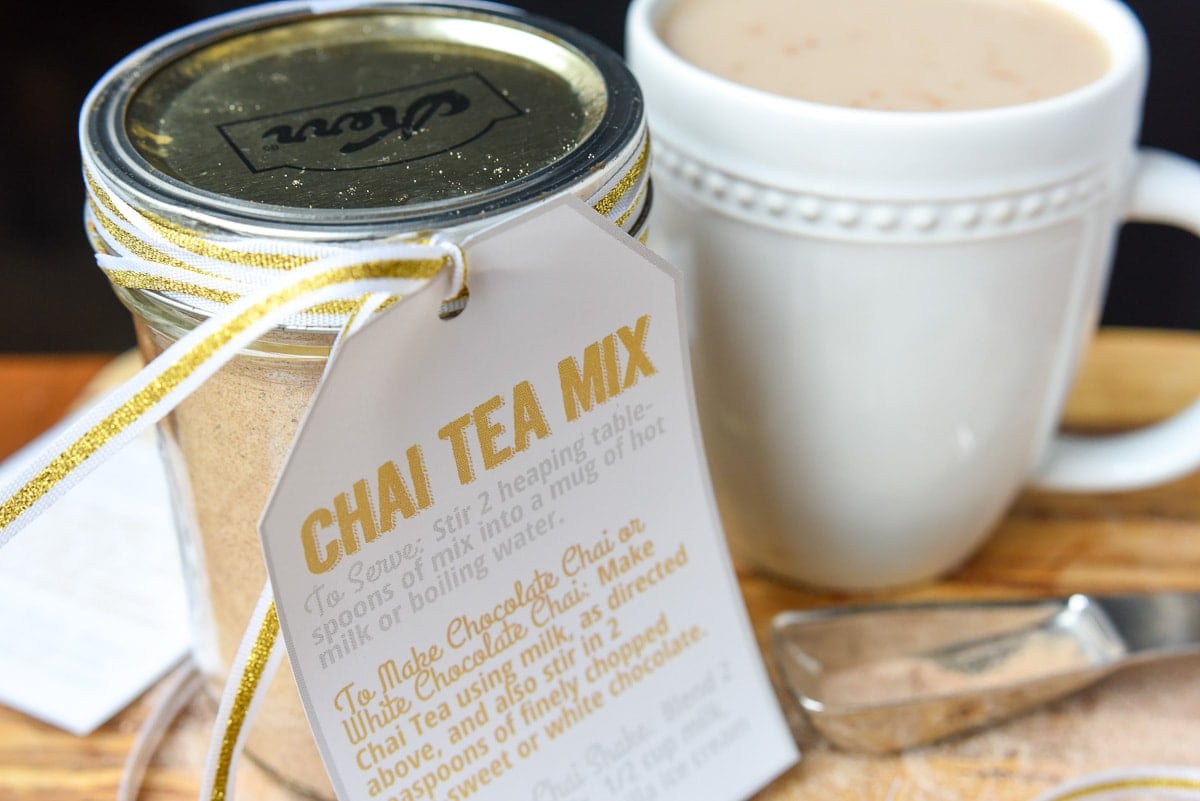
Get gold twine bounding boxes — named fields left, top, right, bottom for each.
left=210, top=603, right=280, bottom=801
left=0, top=257, right=448, bottom=530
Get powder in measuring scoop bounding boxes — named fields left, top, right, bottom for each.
left=817, top=629, right=1094, bottom=708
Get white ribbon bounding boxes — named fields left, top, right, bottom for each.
left=0, top=113, right=647, bottom=797
left=0, top=242, right=464, bottom=546
left=0, top=159, right=468, bottom=800
left=199, top=583, right=286, bottom=801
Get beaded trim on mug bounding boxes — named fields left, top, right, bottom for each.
left=653, top=139, right=1111, bottom=242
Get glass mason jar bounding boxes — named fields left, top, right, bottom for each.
left=80, top=3, right=650, bottom=797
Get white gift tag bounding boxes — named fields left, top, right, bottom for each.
left=261, top=197, right=798, bottom=801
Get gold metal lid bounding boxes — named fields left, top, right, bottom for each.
left=83, top=1, right=643, bottom=238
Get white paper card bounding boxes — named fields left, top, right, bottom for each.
left=261, top=197, right=798, bottom=801
left=0, top=428, right=189, bottom=735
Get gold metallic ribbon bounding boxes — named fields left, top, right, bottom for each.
left=203, top=599, right=281, bottom=801
left=0, top=122, right=649, bottom=799
left=0, top=255, right=455, bottom=535
left=84, top=129, right=650, bottom=324
left=1, top=122, right=648, bottom=542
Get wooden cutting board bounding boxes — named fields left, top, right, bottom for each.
left=1, top=329, right=1198, bottom=801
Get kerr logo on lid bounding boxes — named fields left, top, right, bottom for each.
left=217, top=73, right=524, bottom=173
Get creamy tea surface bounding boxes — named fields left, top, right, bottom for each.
left=660, top=0, right=1110, bottom=111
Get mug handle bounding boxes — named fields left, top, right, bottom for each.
left=1035, top=149, right=1200, bottom=492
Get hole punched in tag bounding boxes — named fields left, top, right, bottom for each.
left=771, top=593, right=1200, bottom=753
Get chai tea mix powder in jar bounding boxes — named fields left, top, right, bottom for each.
left=80, top=2, right=649, bottom=795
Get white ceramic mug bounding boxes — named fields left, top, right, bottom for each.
left=626, top=0, right=1200, bottom=590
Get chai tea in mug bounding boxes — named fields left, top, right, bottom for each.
left=659, top=0, right=1111, bottom=111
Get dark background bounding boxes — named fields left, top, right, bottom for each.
left=2, top=0, right=1198, bottom=352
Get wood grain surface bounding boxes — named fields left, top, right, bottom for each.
left=1, top=329, right=1198, bottom=801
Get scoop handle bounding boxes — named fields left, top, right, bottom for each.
left=1092, top=591, right=1200, bottom=655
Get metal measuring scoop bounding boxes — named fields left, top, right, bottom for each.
left=771, top=593, right=1200, bottom=753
